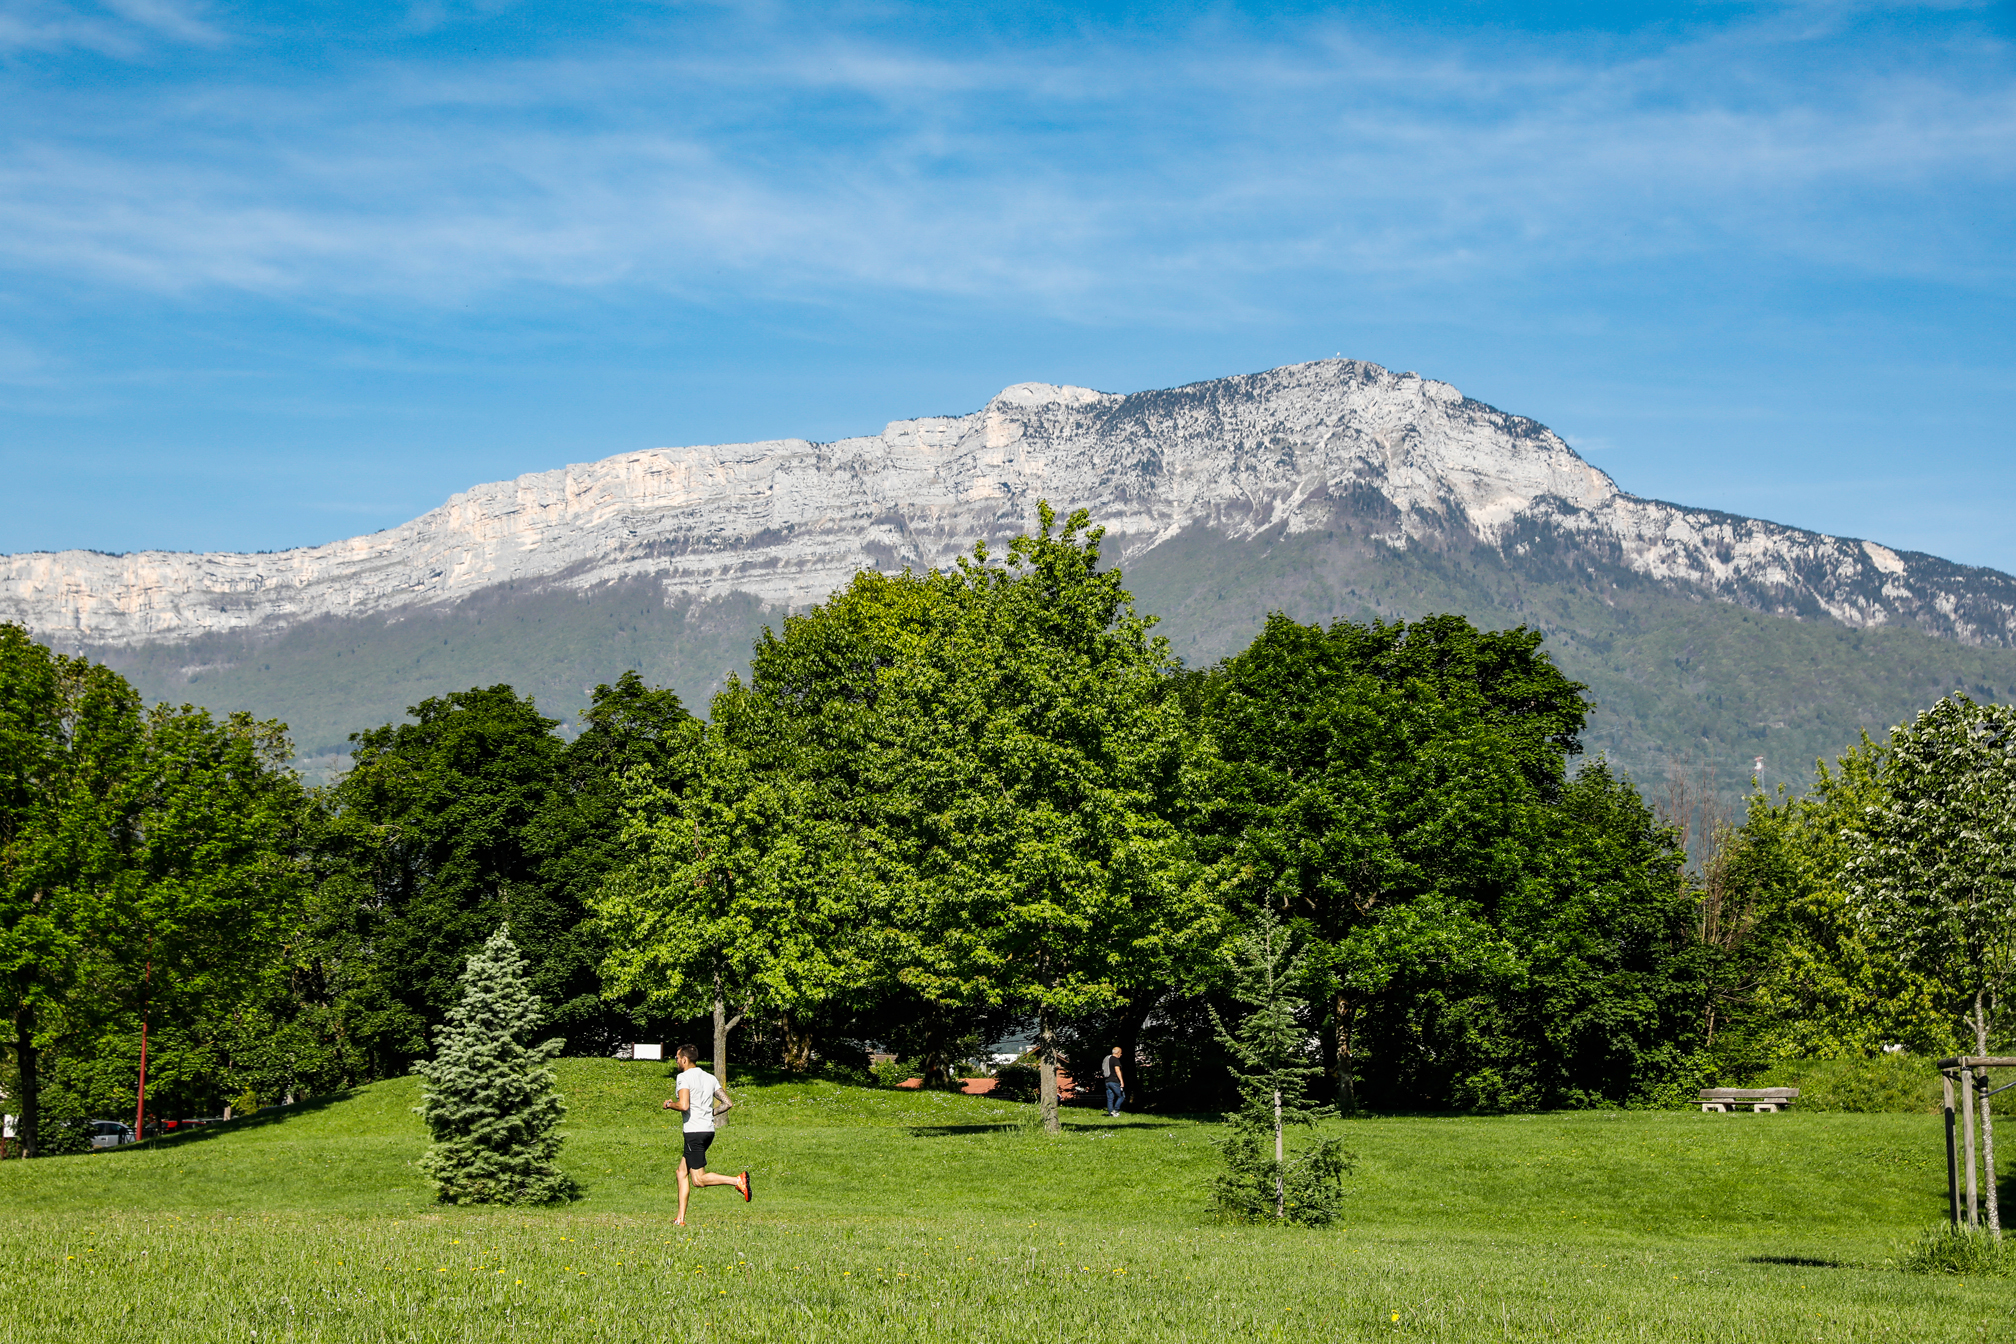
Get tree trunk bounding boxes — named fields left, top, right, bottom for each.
left=1038, top=1003, right=1060, bottom=1134
left=14, top=1009, right=36, bottom=1160
left=1120, top=990, right=1156, bottom=1108
left=711, top=990, right=744, bottom=1130
left=781, top=1012, right=814, bottom=1074
left=1274, top=1086, right=1285, bottom=1221
left=1978, top=995, right=2001, bottom=1239
left=1331, top=990, right=1358, bottom=1112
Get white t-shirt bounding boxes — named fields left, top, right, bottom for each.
left=677, top=1067, right=719, bottom=1133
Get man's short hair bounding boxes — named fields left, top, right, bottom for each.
left=676, top=1043, right=700, bottom=1062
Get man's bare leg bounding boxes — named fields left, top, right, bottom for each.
left=676, top=1158, right=692, bottom=1226
left=689, top=1164, right=748, bottom=1196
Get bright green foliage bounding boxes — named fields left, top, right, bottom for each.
left=596, top=591, right=894, bottom=1072
left=1708, top=738, right=1955, bottom=1069
left=0, top=625, right=95, bottom=1155
left=599, top=504, right=1218, bottom=1120
left=1847, top=694, right=2016, bottom=1051
left=1208, top=910, right=1352, bottom=1225
left=413, top=926, right=575, bottom=1205
left=1751, top=1054, right=1944, bottom=1113
left=96, top=704, right=309, bottom=1059
left=595, top=700, right=876, bottom=1070
left=860, top=505, right=1213, bottom=1129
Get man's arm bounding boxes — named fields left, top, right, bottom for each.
left=662, top=1086, right=692, bottom=1113
left=713, top=1083, right=735, bottom=1114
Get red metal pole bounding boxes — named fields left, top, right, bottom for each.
left=134, top=1017, right=148, bottom=1143
left=133, top=960, right=151, bottom=1144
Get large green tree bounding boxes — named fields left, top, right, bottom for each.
left=871, top=505, right=1215, bottom=1131
left=1849, top=695, right=2016, bottom=1053
left=2, top=627, right=309, bottom=1146
left=326, top=685, right=580, bottom=1069
left=0, top=627, right=122, bottom=1155
left=1202, top=612, right=1698, bottom=1110
left=596, top=704, right=878, bottom=1080
left=96, top=705, right=309, bottom=1132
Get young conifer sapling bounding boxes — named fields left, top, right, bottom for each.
left=1209, top=909, right=1353, bottom=1225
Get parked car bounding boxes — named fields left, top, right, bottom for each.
left=88, top=1120, right=134, bottom=1149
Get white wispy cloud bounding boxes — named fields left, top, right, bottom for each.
left=0, top=3, right=2009, bottom=315
left=0, top=0, right=222, bottom=53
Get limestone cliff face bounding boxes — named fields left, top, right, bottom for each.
left=6, top=358, right=2013, bottom=648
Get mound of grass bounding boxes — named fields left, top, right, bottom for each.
left=1753, top=1055, right=1945, bottom=1113
left=1, top=1061, right=2009, bottom=1341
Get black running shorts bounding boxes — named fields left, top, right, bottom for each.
left=682, top=1130, right=715, bottom=1170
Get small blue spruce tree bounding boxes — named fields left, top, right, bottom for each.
left=414, top=926, right=577, bottom=1205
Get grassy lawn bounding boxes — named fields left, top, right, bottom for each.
left=0, top=1059, right=2007, bottom=1342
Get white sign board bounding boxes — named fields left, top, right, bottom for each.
left=632, top=1043, right=664, bottom=1061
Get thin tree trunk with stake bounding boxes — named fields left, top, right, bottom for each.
left=1274, top=1086, right=1285, bottom=1220
left=1978, top=995, right=2001, bottom=1238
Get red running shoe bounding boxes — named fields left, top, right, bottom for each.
left=740, top=1171, right=753, bottom=1202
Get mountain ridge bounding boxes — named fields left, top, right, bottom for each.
left=10, top=358, right=2016, bottom=796
left=10, top=358, right=2013, bottom=652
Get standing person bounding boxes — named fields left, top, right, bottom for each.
left=663, top=1043, right=751, bottom=1226
left=1101, top=1046, right=1127, bottom=1117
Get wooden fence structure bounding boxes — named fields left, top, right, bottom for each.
left=1937, top=1055, right=2015, bottom=1236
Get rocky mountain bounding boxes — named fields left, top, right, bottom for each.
left=8, top=359, right=2016, bottom=787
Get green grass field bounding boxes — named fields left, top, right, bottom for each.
left=1, top=1061, right=2007, bottom=1342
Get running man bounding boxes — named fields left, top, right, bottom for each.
left=662, top=1043, right=751, bottom=1225
left=1101, top=1046, right=1126, bottom=1116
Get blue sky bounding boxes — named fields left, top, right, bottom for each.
left=3, top=0, right=2013, bottom=569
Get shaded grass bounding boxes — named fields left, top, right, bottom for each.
left=1, top=1059, right=2011, bottom=1341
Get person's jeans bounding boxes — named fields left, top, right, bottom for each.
left=1105, top=1080, right=1125, bottom=1114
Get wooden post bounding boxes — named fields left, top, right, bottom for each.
left=1962, top=1065, right=1981, bottom=1228
left=1945, top=1069, right=1962, bottom=1228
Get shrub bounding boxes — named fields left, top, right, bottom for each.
left=33, top=1118, right=93, bottom=1157
left=990, top=1063, right=1040, bottom=1103
left=1212, top=1128, right=1354, bottom=1225
left=1899, top=1224, right=2016, bottom=1276
left=870, top=1059, right=915, bottom=1089
left=819, top=1062, right=873, bottom=1087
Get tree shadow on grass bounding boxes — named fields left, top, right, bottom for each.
left=1744, top=1256, right=1846, bottom=1269
left=123, top=1092, right=360, bottom=1151
left=904, top=1121, right=1180, bottom=1138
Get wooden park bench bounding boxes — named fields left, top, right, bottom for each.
left=1698, top=1087, right=1799, bottom=1113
